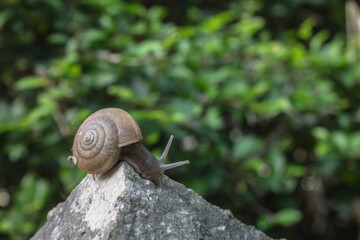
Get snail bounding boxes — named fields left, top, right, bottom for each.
left=67, top=108, right=189, bottom=186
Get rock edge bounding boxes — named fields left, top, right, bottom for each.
left=32, top=162, right=274, bottom=240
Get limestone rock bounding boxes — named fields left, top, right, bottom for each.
left=32, top=162, right=274, bottom=240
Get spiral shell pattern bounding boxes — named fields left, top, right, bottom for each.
left=77, top=123, right=105, bottom=158
left=71, top=108, right=143, bottom=174
left=73, top=117, right=121, bottom=174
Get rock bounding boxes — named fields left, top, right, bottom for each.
left=31, top=162, right=274, bottom=240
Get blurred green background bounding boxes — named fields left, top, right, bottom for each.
left=1, top=0, right=360, bottom=239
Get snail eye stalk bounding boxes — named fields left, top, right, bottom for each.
left=159, top=135, right=190, bottom=171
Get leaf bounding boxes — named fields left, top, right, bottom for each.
left=5, top=143, right=28, bottom=162
left=315, top=156, right=341, bottom=177
left=257, top=208, right=303, bottom=230
left=47, top=33, right=68, bottom=44
left=166, top=99, right=202, bottom=123
left=186, top=178, right=209, bottom=196
left=251, top=97, right=291, bottom=117
left=332, top=131, right=348, bottom=154
left=203, top=11, right=235, bottom=32
left=286, top=164, right=306, bottom=177
left=80, top=29, right=106, bottom=49
left=312, top=127, right=329, bottom=140
left=257, top=216, right=273, bottom=231
left=297, top=18, right=316, bottom=40
left=267, top=149, right=285, bottom=176
left=203, top=107, right=224, bottom=130
left=107, top=86, right=135, bottom=99
left=233, top=136, right=263, bottom=160
left=310, top=30, right=330, bottom=53
left=273, top=208, right=303, bottom=226
left=0, top=10, right=11, bottom=29
left=244, top=158, right=264, bottom=171
left=15, top=76, right=49, bottom=90
left=350, top=132, right=360, bottom=158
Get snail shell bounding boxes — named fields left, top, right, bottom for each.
left=72, top=108, right=142, bottom=174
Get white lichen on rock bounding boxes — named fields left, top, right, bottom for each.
left=70, top=170, right=127, bottom=232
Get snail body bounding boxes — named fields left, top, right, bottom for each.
left=68, top=108, right=189, bottom=186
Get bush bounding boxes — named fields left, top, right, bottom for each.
left=0, top=1, right=359, bottom=239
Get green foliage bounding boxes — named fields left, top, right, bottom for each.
left=258, top=208, right=303, bottom=230
left=0, top=0, right=359, bottom=239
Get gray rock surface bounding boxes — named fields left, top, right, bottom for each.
left=32, top=162, right=274, bottom=240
